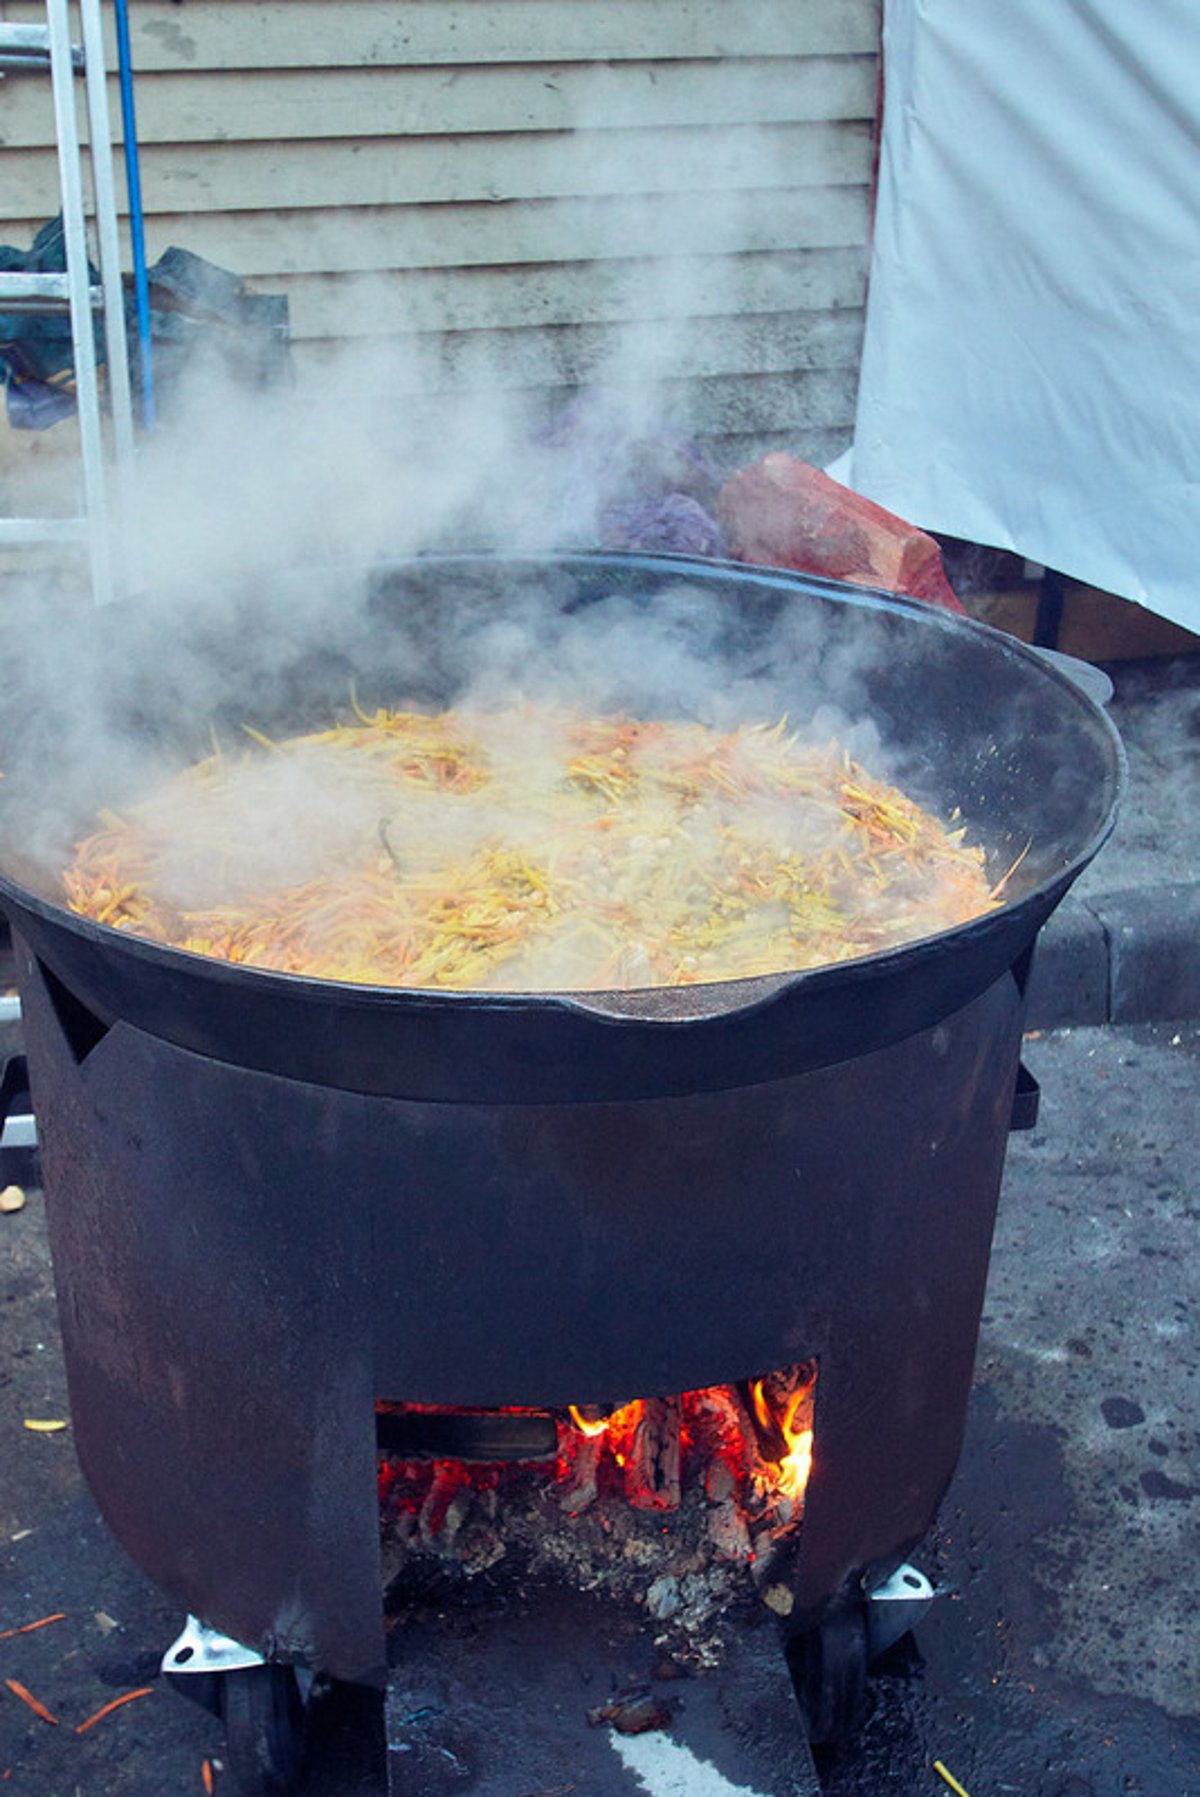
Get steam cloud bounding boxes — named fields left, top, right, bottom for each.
left=0, top=88, right=1111, bottom=956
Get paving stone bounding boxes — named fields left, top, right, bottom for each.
left=1092, top=882, right=1200, bottom=1023
left=1024, top=896, right=1110, bottom=1028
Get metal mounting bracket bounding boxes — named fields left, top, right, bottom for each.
left=162, top=1616, right=267, bottom=1678
left=864, top=1562, right=935, bottom=1658
left=162, top=1616, right=316, bottom=1710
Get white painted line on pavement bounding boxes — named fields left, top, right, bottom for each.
left=611, top=1730, right=773, bottom=1797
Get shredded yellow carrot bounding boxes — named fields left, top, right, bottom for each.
left=989, top=837, right=1032, bottom=899
left=74, top=1686, right=155, bottom=1734
left=64, top=703, right=999, bottom=992
left=933, top=1761, right=972, bottom=1797
left=4, top=1678, right=59, bottom=1725
left=0, top=1612, right=66, bottom=1641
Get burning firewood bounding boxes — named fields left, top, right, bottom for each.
left=418, top=1463, right=471, bottom=1548
left=558, top=1429, right=604, bottom=1514
left=693, top=1377, right=806, bottom=1524
left=625, top=1397, right=682, bottom=1511
left=740, top=1364, right=816, bottom=1517
left=378, top=1363, right=820, bottom=1645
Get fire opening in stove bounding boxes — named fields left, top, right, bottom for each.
left=377, top=1363, right=816, bottom=1661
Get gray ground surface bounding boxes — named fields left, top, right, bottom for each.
left=1075, top=655, right=1200, bottom=897
left=1015, top=654, right=1199, bottom=1032
left=2, top=1021, right=1197, bottom=1797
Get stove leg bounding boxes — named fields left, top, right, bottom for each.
left=219, top=1664, right=308, bottom=1797
left=786, top=1604, right=870, bottom=1747
left=785, top=1562, right=935, bottom=1747
left=163, top=1616, right=313, bottom=1795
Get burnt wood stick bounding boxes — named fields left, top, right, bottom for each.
left=714, top=1381, right=780, bottom=1490
left=625, top=1396, right=682, bottom=1511
left=376, top=1408, right=558, bottom=1463
left=558, top=1430, right=604, bottom=1514
left=417, top=1463, right=469, bottom=1547
left=688, top=1381, right=779, bottom=1504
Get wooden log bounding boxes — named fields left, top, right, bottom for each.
left=558, top=1431, right=605, bottom=1515
left=691, top=1381, right=749, bottom=1459
left=689, top=1380, right=793, bottom=1520
left=625, top=1397, right=682, bottom=1511
left=417, top=1463, right=470, bottom=1547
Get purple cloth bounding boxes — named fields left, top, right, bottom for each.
left=597, top=493, right=729, bottom=559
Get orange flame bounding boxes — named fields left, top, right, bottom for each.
left=775, top=1390, right=814, bottom=1503
left=570, top=1380, right=814, bottom=1508
left=568, top=1405, right=610, bottom=1438
left=568, top=1400, right=644, bottom=1441
left=750, top=1377, right=814, bottom=1504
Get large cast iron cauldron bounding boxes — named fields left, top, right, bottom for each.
left=0, top=556, right=1121, bottom=1714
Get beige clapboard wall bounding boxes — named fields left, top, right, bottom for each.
left=0, top=0, right=878, bottom=461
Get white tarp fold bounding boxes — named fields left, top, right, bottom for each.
left=844, top=0, right=1200, bottom=630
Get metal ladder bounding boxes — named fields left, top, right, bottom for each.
left=0, top=0, right=137, bottom=605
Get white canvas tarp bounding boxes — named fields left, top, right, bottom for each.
left=843, top=0, right=1200, bottom=631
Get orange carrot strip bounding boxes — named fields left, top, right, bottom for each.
left=4, top=1678, right=59, bottom=1725
left=202, top=1759, right=215, bottom=1793
left=0, top=1613, right=66, bottom=1641
left=74, top=1686, right=154, bottom=1734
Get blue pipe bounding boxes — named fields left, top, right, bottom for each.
left=112, top=0, right=154, bottom=430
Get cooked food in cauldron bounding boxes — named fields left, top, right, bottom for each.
left=64, top=700, right=999, bottom=991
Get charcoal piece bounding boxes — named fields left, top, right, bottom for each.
left=586, top=1690, right=673, bottom=1734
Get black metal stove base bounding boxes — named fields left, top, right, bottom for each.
left=384, top=1582, right=820, bottom=1797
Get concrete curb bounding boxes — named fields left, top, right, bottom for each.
left=1025, top=883, right=1200, bottom=1029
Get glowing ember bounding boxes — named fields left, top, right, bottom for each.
left=563, top=1377, right=816, bottom=1515
left=378, top=1365, right=818, bottom=1654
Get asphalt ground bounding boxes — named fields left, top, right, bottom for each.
left=1, top=651, right=1197, bottom=1795
left=1026, top=654, right=1200, bottom=1029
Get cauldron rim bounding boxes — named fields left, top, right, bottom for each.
left=0, top=551, right=1125, bottom=1100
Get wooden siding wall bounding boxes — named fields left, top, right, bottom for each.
left=0, top=0, right=879, bottom=464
